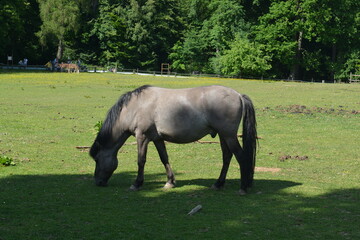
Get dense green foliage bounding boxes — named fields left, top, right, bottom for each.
left=1, top=0, right=359, bottom=80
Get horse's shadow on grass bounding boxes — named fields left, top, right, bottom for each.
left=109, top=171, right=301, bottom=193
left=1, top=172, right=359, bottom=239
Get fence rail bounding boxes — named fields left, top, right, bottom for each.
left=0, top=64, right=48, bottom=70
left=1, top=63, right=355, bottom=83
left=349, top=73, right=360, bottom=83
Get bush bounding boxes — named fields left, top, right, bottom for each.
left=0, top=155, right=15, bottom=166
left=213, top=36, right=271, bottom=77
left=94, top=120, right=103, bottom=135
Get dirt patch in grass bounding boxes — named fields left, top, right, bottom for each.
left=255, top=167, right=281, bottom=173
left=279, top=155, right=309, bottom=162
left=262, top=105, right=360, bottom=115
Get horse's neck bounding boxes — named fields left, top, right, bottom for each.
left=112, top=130, right=131, bottom=151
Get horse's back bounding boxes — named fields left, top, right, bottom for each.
left=147, top=86, right=242, bottom=142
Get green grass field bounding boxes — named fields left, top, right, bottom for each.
left=0, top=72, right=359, bottom=239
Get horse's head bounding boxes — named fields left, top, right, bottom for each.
left=90, top=141, right=118, bottom=187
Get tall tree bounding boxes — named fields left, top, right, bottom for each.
left=301, top=0, right=360, bottom=80
left=37, top=0, right=80, bottom=60
left=69, top=0, right=101, bottom=64
left=90, top=0, right=133, bottom=67
left=170, top=0, right=248, bottom=73
left=0, top=0, right=41, bottom=64
left=256, top=0, right=360, bottom=80
left=256, top=0, right=305, bottom=79
left=124, top=0, right=186, bottom=69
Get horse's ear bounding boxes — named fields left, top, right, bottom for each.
left=89, top=141, right=101, bottom=159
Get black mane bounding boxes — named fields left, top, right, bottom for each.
left=95, top=85, right=151, bottom=146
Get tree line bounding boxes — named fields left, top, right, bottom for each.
left=1, top=0, right=359, bottom=81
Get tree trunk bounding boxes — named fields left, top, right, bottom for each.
left=290, top=0, right=303, bottom=80
left=330, top=44, right=336, bottom=81
left=92, top=0, right=99, bottom=13
left=290, top=31, right=303, bottom=80
left=56, top=39, right=63, bottom=60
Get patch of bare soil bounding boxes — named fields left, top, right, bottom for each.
left=279, top=155, right=309, bottom=162
left=262, top=105, right=360, bottom=115
left=255, top=167, right=281, bottom=173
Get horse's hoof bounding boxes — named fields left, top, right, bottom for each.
left=163, top=182, right=175, bottom=189
left=238, top=189, right=247, bottom=196
left=129, top=185, right=140, bottom=191
left=211, top=184, right=222, bottom=190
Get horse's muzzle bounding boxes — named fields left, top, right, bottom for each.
left=95, top=179, right=108, bottom=187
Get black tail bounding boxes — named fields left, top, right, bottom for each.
left=241, top=94, right=257, bottom=188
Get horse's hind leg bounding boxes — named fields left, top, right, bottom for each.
left=212, top=136, right=233, bottom=190
left=223, top=136, right=250, bottom=195
left=154, top=140, right=176, bottom=189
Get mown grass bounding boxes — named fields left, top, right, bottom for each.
left=0, top=72, right=359, bottom=239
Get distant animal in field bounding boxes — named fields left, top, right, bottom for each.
left=58, top=63, right=79, bottom=73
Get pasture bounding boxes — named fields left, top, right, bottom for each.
left=0, top=72, right=359, bottom=239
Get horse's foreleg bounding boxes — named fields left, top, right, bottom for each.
left=154, top=140, right=175, bottom=189
left=212, top=136, right=233, bottom=190
left=130, top=134, right=149, bottom=191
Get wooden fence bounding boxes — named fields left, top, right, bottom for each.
left=349, top=73, right=360, bottom=83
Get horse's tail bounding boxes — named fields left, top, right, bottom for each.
left=241, top=94, right=257, bottom=188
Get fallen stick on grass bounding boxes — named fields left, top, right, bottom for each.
left=75, top=146, right=91, bottom=149
left=195, top=140, right=219, bottom=144
left=187, top=205, right=202, bottom=216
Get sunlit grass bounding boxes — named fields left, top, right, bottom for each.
left=0, top=72, right=359, bottom=239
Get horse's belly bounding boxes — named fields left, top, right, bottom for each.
left=156, top=121, right=211, bottom=143
left=159, top=130, right=210, bottom=143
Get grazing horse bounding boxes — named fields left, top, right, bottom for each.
left=90, top=85, right=257, bottom=194
left=59, top=63, right=79, bottom=73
